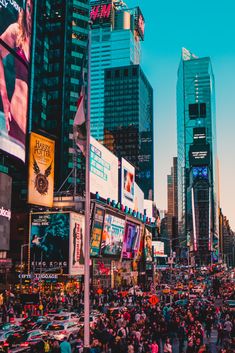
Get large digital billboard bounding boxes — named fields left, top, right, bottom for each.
left=122, top=220, right=141, bottom=260
left=90, top=205, right=105, bottom=257
left=0, top=172, right=12, bottom=250
left=90, top=136, right=118, bottom=201
left=101, top=211, right=125, bottom=258
left=69, top=212, right=85, bottom=276
left=189, top=144, right=210, bottom=166
left=28, top=132, right=55, bottom=207
left=144, top=227, right=152, bottom=262
left=121, top=157, right=135, bottom=210
left=152, top=241, right=165, bottom=258
left=30, top=212, right=70, bottom=274
left=133, top=182, right=144, bottom=214
left=0, top=0, right=33, bottom=162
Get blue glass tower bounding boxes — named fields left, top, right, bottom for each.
left=177, top=48, right=218, bottom=264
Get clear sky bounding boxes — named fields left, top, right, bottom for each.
left=127, top=0, right=235, bottom=229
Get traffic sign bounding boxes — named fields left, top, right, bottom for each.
left=149, top=295, right=159, bottom=305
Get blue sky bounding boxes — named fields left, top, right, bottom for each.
left=128, top=0, right=235, bottom=229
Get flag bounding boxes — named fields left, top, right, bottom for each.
left=73, top=66, right=86, bottom=156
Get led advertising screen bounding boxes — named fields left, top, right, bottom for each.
left=28, top=132, right=55, bottom=207
left=144, top=227, right=152, bottom=262
left=30, top=212, right=70, bottom=274
left=90, top=205, right=105, bottom=257
left=101, top=211, right=125, bottom=258
left=152, top=241, right=165, bottom=258
left=69, top=212, right=85, bottom=276
left=133, top=182, right=144, bottom=214
left=122, top=220, right=140, bottom=260
left=189, top=144, right=210, bottom=166
left=135, top=7, right=145, bottom=40
left=134, top=225, right=144, bottom=261
left=121, top=157, right=135, bottom=210
left=90, top=136, right=118, bottom=201
left=0, top=0, right=33, bottom=162
left=90, top=1, right=112, bottom=25
left=0, top=172, right=12, bottom=250
left=193, top=127, right=206, bottom=144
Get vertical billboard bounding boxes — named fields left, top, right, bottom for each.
left=90, top=136, right=118, bottom=201
left=133, top=182, right=144, bottom=214
left=30, top=212, right=70, bottom=274
left=0, top=0, right=33, bottom=162
left=152, top=241, right=165, bottom=258
left=101, top=210, right=125, bottom=258
left=90, top=205, right=105, bottom=257
left=121, top=158, right=135, bottom=210
left=122, top=220, right=141, bottom=260
left=0, top=173, right=12, bottom=250
left=28, top=132, right=55, bottom=207
left=144, top=227, right=152, bottom=262
left=69, top=212, right=85, bottom=276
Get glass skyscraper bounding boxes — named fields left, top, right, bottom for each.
left=104, top=65, right=154, bottom=200
left=90, top=0, right=142, bottom=140
left=177, top=48, right=218, bottom=264
left=31, top=0, right=89, bottom=193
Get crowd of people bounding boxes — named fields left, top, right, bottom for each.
left=0, top=268, right=234, bottom=353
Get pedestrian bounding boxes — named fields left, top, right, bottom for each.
left=150, top=340, right=159, bottom=353
left=51, top=340, right=61, bottom=353
left=163, top=338, right=172, bottom=353
left=60, top=337, right=72, bottom=353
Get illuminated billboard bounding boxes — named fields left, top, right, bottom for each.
left=122, top=220, right=140, bottom=260
left=101, top=210, right=125, bottom=258
left=144, top=227, right=152, bottom=262
left=152, top=241, right=165, bottom=258
left=30, top=212, right=84, bottom=275
left=90, top=1, right=112, bottom=25
left=189, top=144, right=210, bottom=166
left=0, top=173, right=12, bottom=250
left=90, top=205, right=105, bottom=257
left=0, top=0, right=33, bottom=162
left=90, top=136, right=118, bottom=201
left=133, top=182, right=144, bottom=214
left=134, top=7, right=145, bottom=40
left=121, top=157, right=135, bottom=210
left=193, top=127, right=206, bottom=144
left=28, top=132, right=55, bottom=207
left=69, top=212, right=85, bottom=276
left=30, top=212, right=70, bottom=274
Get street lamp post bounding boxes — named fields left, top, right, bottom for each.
left=20, top=244, right=28, bottom=292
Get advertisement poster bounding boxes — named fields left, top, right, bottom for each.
left=134, top=225, right=144, bottom=261
left=0, top=173, right=12, bottom=250
left=152, top=241, right=165, bottom=257
left=28, top=132, right=55, bottom=207
left=122, top=221, right=140, bottom=260
left=69, top=212, right=85, bottom=276
left=133, top=182, right=144, bottom=214
left=101, top=211, right=125, bottom=258
left=144, top=227, right=152, bottom=262
left=30, top=212, right=69, bottom=274
left=121, top=158, right=135, bottom=210
left=0, top=0, right=33, bottom=162
left=90, top=206, right=105, bottom=257
left=90, top=136, right=118, bottom=201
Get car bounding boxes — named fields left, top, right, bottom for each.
left=20, top=316, right=49, bottom=330
left=76, top=315, right=99, bottom=329
left=0, top=323, right=23, bottom=333
left=53, top=312, right=80, bottom=322
left=6, top=329, right=46, bottom=348
left=0, top=331, right=18, bottom=345
left=46, top=322, right=80, bottom=342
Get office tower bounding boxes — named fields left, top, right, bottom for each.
left=177, top=48, right=218, bottom=264
left=103, top=65, right=154, bottom=200
left=90, top=0, right=144, bottom=140
left=167, top=157, right=178, bottom=253
left=31, top=0, right=89, bottom=193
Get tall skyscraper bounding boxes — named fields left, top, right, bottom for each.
left=31, top=0, right=89, bottom=193
left=90, top=0, right=144, bottom=140
left=167, top=157, right=178, bottom=253
left=177, top=48, right=218, bottom=264
left=103, top=65, right=153, bottom=200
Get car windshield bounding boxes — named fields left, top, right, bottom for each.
left=48, top=325, right=64, bottom=331
left=0, top=323, right=12, bottom=331
left=54, top=316, right=69, bottom=321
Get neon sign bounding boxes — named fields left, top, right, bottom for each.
left=90, top=3, right=112, bottom=22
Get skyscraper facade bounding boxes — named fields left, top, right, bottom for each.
left=90, top=0, right=143, bottom=140
left=103, top=65, right=154, bottom=200
left=177, top=48, right=218, bottom=264
left=167, top=157, right=178, bottom=254
left=31, top=0, right=89, bottom=193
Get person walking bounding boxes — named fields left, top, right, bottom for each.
left=60, top=337, right=72, bottom=353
